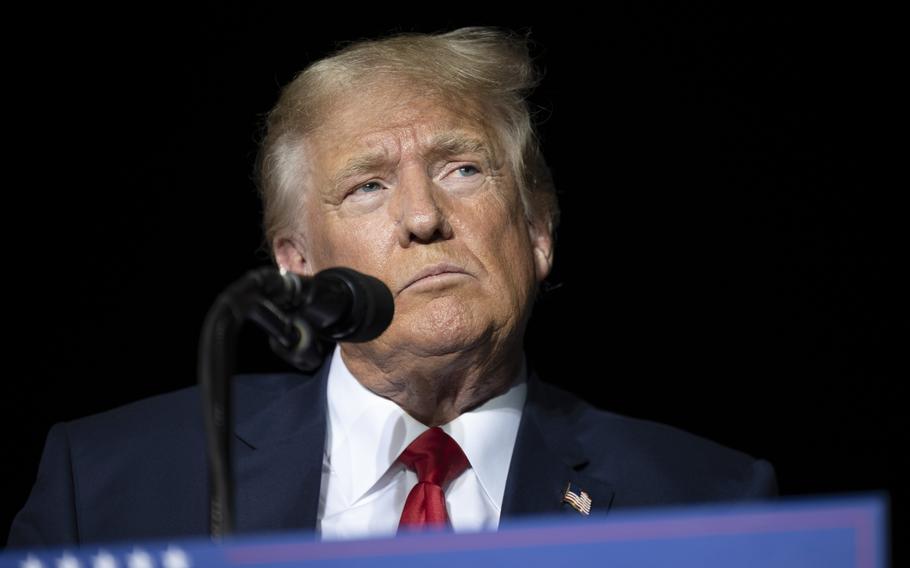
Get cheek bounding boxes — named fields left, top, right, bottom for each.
left=466, top=200, right=536, bottom=298
left=499, top=227, right=537, bottom=298
left=316, top=216, right=394, bottom=272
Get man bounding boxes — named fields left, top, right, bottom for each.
left=8, top=27, right=776, bottom=547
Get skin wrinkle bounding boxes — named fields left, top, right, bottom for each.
left=331, top=133, right=498, bottom=201
left=274, top=87, right=552, bottom=426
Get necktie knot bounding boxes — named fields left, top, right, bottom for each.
left=398, top=427, right=469, bottom=486
left=397, top=427, right=469, bottom=530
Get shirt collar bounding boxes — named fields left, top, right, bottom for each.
left=325, top=344, right=527, bottom=510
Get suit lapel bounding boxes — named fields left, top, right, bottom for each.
left=222, top=358, right=613, bottom=532
left=231, top=360, right=331, bottom=534
left=501, top=370, right=615, bottom=520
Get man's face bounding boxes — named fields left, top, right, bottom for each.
left=275, top=88, right=553, bottom=359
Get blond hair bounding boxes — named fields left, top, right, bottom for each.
left=256, top=27, right=559, bottom=253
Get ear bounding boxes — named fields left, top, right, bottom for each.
left=527, top=217, right=555, bottom=282
left=272, top=235, right=314, bottom=277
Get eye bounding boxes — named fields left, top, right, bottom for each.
left=437, top=163, right=485, bottom=193
left=352, top=181, right=383, bottom=195
left=455, top=165, right=480, bottom=177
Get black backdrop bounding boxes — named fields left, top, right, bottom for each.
left=4, top=5, right=903, bottom=558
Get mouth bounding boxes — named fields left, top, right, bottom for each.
left=399, top=263, right=471, bottom=294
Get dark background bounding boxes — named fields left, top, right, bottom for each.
left=4, top=4, right=903, bottom=559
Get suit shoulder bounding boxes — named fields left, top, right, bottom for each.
left=64, top=385, right=201, bottom=452
left=532, top=379, right=776, bottom=504
left=534, top=378, right=755, bottom=459
left=63, top=372, right=315, bottom=457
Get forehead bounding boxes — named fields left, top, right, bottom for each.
left=305, top=90, right=499, bottom=177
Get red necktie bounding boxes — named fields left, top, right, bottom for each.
left=397, top=427, right=469, bottom=531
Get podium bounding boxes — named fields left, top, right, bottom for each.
left=2, top=495, right=888, bottom=567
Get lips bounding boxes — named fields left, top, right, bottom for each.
left=400, top=262, right=470, bottom=293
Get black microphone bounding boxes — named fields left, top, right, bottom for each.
left=226, top=266, right=394, bottom=372
left=198, top=266, right=393, bottom=537
left=268, top=266, right=395, bottom=342
left=240, top=266, right=394, bottom=372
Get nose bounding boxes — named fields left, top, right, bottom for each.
left=391, top=167, right=453, bottom=247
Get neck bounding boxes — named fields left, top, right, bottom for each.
left=339, top=340, right=525, bottom=427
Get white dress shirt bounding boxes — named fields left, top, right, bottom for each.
left=317, top=345, right=527, bottom=540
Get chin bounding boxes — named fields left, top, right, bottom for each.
left=391, top=304, right=491, bottom=357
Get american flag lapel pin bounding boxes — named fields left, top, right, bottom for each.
left=562, top=481, right=592, bottom=515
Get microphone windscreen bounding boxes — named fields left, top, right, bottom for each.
left=316, top=267, right=394, bottom=342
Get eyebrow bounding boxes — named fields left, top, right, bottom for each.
left=329, top=132, right=496, bottom=192
left=329, top=149, right=391, bottom=193
left=424, top=132, right=495, bottom=164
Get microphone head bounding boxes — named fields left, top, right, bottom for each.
left=315, top=267, right=394, bottom=342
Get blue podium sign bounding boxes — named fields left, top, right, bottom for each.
left=3, top=495, right=888, bottom=567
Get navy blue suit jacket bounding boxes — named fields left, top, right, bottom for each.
left=8, top=361, right=777, bottom=547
